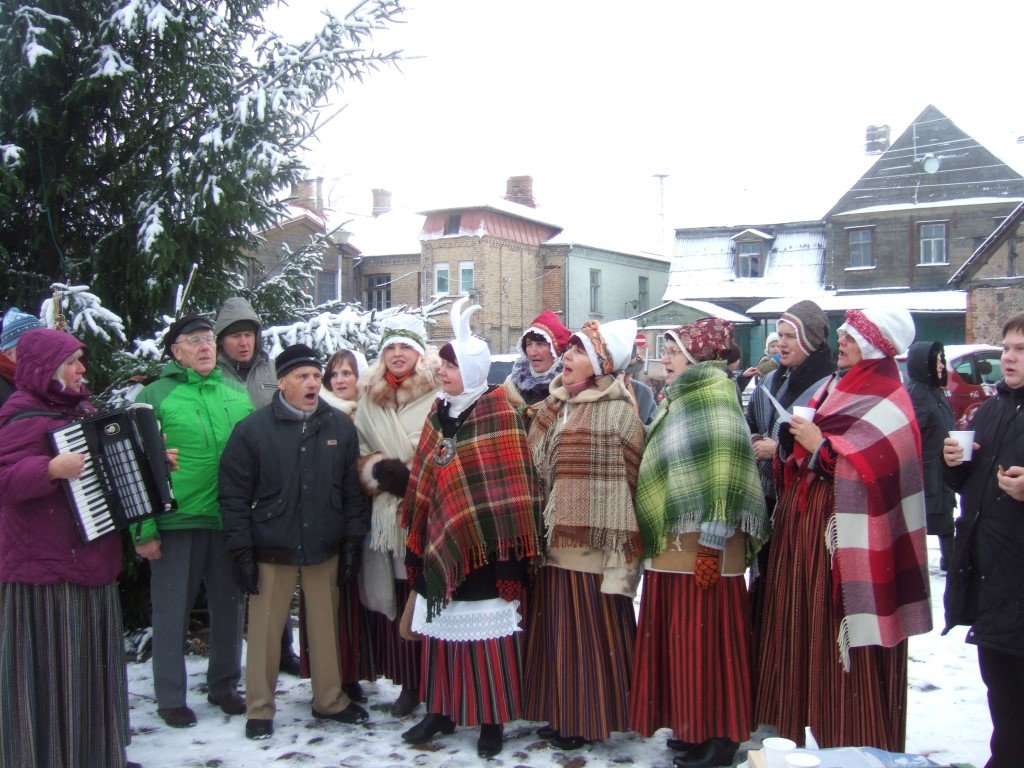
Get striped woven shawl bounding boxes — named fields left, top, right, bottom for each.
left=634, top=361, right=769, bottom=560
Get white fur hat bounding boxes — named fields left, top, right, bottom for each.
left=570, top=318, right=638, bottom=375
left=379, top=313, right=427, bottom=356
left=839, top=306, right=916, bottom=360
left=446, top=296, right=490, bottom=391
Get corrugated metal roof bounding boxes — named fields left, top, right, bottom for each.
left=746, top=290, right=966, bottom=316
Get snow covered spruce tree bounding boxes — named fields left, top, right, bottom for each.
left=0, top=0, right=404, bottom=342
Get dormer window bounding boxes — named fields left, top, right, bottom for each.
left=737, top=242, right=762, bottom=278
left=444, top=214, right=461, bottom=235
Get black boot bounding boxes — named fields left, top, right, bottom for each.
left=939, top=534, right=955, bottom=572
left=477, top=723, right=503, bottom=758
left=667, top=737, right=696, bottom=752
left=391, top=685, right=419, bottom=717
left=672, top=737, right=738, bottom=768
left=401, top=713, right=456, bottom=744
left=536, top=724, right=558, bottom=739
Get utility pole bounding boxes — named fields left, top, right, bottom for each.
left=653, top=172, right=669, bottom=253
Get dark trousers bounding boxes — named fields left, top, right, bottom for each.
left=978, top=645, right=1024, bottom=768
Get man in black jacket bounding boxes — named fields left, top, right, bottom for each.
left=943, top=313, right=1024, bottom=768
left=219, top=344, right=370, bottom=740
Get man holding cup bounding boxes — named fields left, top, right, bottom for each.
left=942, top=312, right=1024, bottom=768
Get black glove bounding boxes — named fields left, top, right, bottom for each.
left=232, top=549, right=259, bottom=595
left=338, top=540, right=362, bottom=586
left=374, top=458, right=411, bottom=497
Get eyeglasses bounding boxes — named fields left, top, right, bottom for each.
left=176, top=334, right=216, bottom=347
left=661, top=347, right=684, bottom=358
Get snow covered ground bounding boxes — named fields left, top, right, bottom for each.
left=125, top=539, right=989, bottom=767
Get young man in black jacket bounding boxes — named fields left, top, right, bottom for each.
left=943, top=313, right=1024, bottom=768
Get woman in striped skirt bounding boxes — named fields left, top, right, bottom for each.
left=630, top=318, right=769, bottom=768
left=0, top=329, right=138, bottom=768
left=524, top=319, right=646, bottom=751
left=399, top=299, right=543, bottom=759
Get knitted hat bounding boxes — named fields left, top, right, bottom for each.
left=379, top=313, right=427, bottom=356
left=778, top=299, right=829, bottom=355
left=520, top=310, right=571, bottom=357
left=275, top=343, right=322, bottom=379
left=839, top=306, right=916, bottom=360
left=442, top=297, right=491, bottom=391
left=666, top=317, right=734, bottom=364
left=1, top=307, right=43, bottom=351
left=163, top=315, right=214, bottom=354
left=763, top=331, right=780, bottom=354
left=570, top=318, right=637, bottom=375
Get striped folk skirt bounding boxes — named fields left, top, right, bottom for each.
left=421, top=631, right=523, bottom=726
left=754, top=476, right=909, bottom=750
left=522, top=566, right=636, bottom=741
left=367, top=578, right=421, bottom=690
left=0, top=581, right=130, bottom=768
left=630, top=570, right=754, bottom=744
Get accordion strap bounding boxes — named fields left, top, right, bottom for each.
left=2, top=409, right=67, bottom=428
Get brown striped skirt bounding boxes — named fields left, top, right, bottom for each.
left=629, top=570, right=754, bottom=744
left=522, top=566, right=636, bottom=741
left=754, top=475, right=909, bottom=750
left=367, top=578, right=421, bottom=690
left=0, top=581, right=130, bottom=768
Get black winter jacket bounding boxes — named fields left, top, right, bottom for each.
left=942, top=380, right=1024, bottom=656
left=905, top=341, right=956, bottom=534
left=219, top=393, right=369, bottom=565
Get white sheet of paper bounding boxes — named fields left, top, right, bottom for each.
left=762, top=386, right=793, bottom=423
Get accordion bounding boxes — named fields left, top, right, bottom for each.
left=48, top=403, right=176, bottom=543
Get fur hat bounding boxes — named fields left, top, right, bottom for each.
left=763, top=331, right=780, bottom=354
left=163, top=315, right=214, bottom=354
left=379, top=313, right=427, bottom=356
left=778, top=299, right=829, bottom=355
left=442, top=296, right=490, bottom=391
left=839, top=306, right=916, bottom=360
left=274, top=343, right=322, bottom=379
left=570, top=318, right=637, bottom=375
left=520, top=310, right=571, bottom=357
left=1, top=307, right=42, bottom=351
left=666, top=317, right=733, bottom=364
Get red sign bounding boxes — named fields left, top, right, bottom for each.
left=634, top=332, right=647, bottom=349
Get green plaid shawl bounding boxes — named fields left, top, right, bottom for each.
left=634, top=361, right=769, bottom=560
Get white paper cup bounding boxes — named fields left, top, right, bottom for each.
left=791, top=406, right=816, bottom=421
left=762, top=736, right=797, bottom=768
left=949, top=430, right=976, bottom=461
left=785, top=754, right=822, bottom=768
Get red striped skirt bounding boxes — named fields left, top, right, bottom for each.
left=630, top=570, right=753, bottom=743
left=421, top=631, right=522, bottom=726
left=522, top=566, right=636, bottom=741
left=368, top=578, right=421, bottom=690
left=754, top=476, right=909, bottom=750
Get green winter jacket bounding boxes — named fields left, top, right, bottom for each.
left=133, top=360, right=254, bottom=544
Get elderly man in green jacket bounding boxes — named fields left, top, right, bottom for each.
left=134, top=314, right=254, bottom=729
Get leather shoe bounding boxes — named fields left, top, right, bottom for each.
left=342, top=681, right=368, bottom=704
left=477, top=723, right=503, bottom=758
left=157, top=706, right=196, bottom=728
left=245, top=719, right=274, bottom=740
left=279, top=652, right=302, bottom=677
left=401, top=713, right=456, bottom=744
left=536, top=724, right=558, bottom=739
left=312, top=702, right=369, bottom=724
left=207, top=692, right=246, bottom=716
left=390, top=685, right=419, bottom=717
left=667, top=737, right=696, bottom=752
left=551, top=735, right=590, bottom=750
left=126, top=762, right=143, bottom=768
left=672, top=737, right=739, bottom=768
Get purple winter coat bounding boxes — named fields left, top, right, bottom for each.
left=0, top=329, right=123, bottom=586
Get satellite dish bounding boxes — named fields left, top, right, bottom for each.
left=921, top=154, right=941, bottom=174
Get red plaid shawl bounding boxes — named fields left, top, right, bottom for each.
left=791, top=357, right=932, bottom=668
left=401, top=388, right=543, bottom=619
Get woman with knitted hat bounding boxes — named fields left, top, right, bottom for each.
left=523, top=318, right=646, bottom=750
left=502, top=310, right=571, bottom=428
left=630, top=317, right=769, bottom=768
left=353, top=313, right=437, bottom=717
left=398, top=298, right=543, bottom=758
left=755, top=306, right=932, bottom=750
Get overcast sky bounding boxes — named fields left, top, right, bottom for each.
left=268, top=0, right=1024, bottom=251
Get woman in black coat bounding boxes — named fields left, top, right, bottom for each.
left=905, top=341, right=956, bottom=569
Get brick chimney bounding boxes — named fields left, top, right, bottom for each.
left=372, top=188, right=392, bottom=217
left=291, top=177, right=324, bottom=215
left=504, top=175, right=535, bottom=208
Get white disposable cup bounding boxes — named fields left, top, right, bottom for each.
left=785, top=754, right=822, bottom=768
left=762, top=736, right=797, bottom=768
left=949, top=430, right=976, bottom=461
left=791, top=406, right=816, bottom=421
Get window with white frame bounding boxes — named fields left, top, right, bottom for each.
left=434, top=264, right=450, bottom=295
left=459, top=261, right=474, bottom=294
left=919, top=222, right=947, bottom=264
left=589, top=269, right=602, bottom=313
left=638, top=276, right=649, bottom=312
left=848, top=228, right=874, bottom=268
left=736, top=242, right=762, bottom=278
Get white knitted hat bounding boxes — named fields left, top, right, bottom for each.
left=379, top=313, right=427, bottom=356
